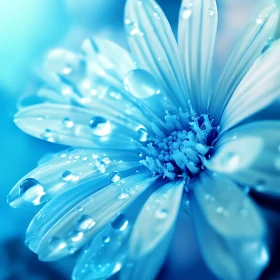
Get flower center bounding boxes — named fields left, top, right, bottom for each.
left=138, top=103, right=218, bottom=181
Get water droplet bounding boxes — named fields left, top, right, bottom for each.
left=118, top=193, right=129, bottom=200
left=109, top=172, right=121, bottom=183
left=125, top=20, right=143, bottom=36
left=62, top=117, right=74, bottom=128
left=102, top=236, right=110, bottom=243
left=216, top=207, right=227, bottom=216
left=96, top=160, right=106, bottom=173
left=208, top=8, right=215, bottom=16
left=111, top=214, right=129, bottom=231
left=156, top=209, right=168, bottom=219
left=41, top=129, right=54, bottom=142
left=262, top=37, right=274, bottom=54
left=256, top=16, right=263, bottom=25
left=69, top=230, right=84, bottom=242
left=124, top=69, right=161, bottom=98
left=275, top=157, right=280, bottom=170
left=48, top=237, right=67, bottom=251
left=136, top=127, right=148, bottom=142
left=153, top=12, right=160, bottom=19
left=77, top=215, right=96, bottom=231
left=220, top=152, right=240, bottom=171
left=181, top=7, right=192, bottom=19
left=89, top=117, right=111, bottom=137
left=20, top=178, right=45, bottom=205
left=62, top=170, right=73, bottom=182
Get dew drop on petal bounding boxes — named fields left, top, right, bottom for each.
left=118, top=193, right=129, bottom=200
left=124, top=20, right=143, bottom=36
left=208, top=8, right=215, bottom=16
left=77, top=215, right=96, bottom=231
left=108, top=172, right=121, bottom=183
left=20, top=178, right=45, bottom=206
left=62, top=170, right=73, bottom=182
left=124, top=69, right=161, bottom=99
left=48, top=237, right=67, bottom=251
left=181, top=7, right=192, bottom=19
left=69, top=230, right=84, bottom=242
left=41, top=129, right=54, bottom=142
left=136, top=127, right=148, bottom=142
left=89, top=117, right=111, bottom=137
left=62, top=117, right=74, bottom=128
left=111, top=214, right=128, bottom=231
left=102, top=236, right=110, bottom=243
left=155, top=209, right=168, bottom=219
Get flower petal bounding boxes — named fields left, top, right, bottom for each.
left=120, top=179, right=185, bottom=280
left=8, top=148, right=141, bottom=208
left=191, top=172, right=269, bottom=280
left=27, top=171, right=156, bottom=261
left=220, top=39, right=280, bottom=133
left=178, top=0, right=218, bottom=112
left=206, top=121, right=280, bottom=194
left=209, top=4, right=279, bottom=122
left=14, top=103, right=147, bottom=148
left=72, top=213, right=131, bottom=280
left=124, top=0, right=188, bottom=109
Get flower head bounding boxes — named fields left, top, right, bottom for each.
left=8, top=0, right=280, bottom=279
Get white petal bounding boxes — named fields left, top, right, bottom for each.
left=206, top=121, right=280, bottom=194
left=209, top=4, right=279, bottom=122
left=8, top=148, right=141, bottom=207
left=14, top=104, right=147, bottom=148
left=124, top=0, right=188, bottom=109
left=191, top=172, right=269, bottom=280
left=73, top=214, right=131, bottom=280
left=178, top=0, right=218, bottom=112
left=120, top=179, right=185, bottom=280
left=27, top=172, right=156, bottom=261
left=82, top=37, right=135, bottom=87
left=220, top=39, right=280, bottom=133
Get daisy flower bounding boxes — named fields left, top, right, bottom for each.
left=8, top=0, right=280, bottom=279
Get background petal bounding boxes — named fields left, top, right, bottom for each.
left=191, top=171, right=269, bottom=280
left=206, top=121, right=280, bottom=195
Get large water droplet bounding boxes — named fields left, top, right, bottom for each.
left=62, top=170, right=73, bottom=182
left=77, top=215, right=96, bottom=231
left=48, top=237, right=67, bottom=251
left=20, top=178, right=45, bottom=205
left=124, top=69, right=160, bottom=99
left=136, top=127, right=148, bottom=142
left=89, top=117, right=111, bottom=137
left=111, top=214, right=128, bottom=231
left=62, top=117, right=74, bottom=128
left=108, top=172, right=121, bottom=183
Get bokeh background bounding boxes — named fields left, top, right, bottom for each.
left=0, top=0, right=278, bottom=279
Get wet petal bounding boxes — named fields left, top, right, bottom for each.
left=178, top=0, right=218, bottom=112
left=8, top=148, right=141, bottom=207
left=209, top=4, right=279, bottom=122
left=82, top=37, right=135, bottom=86
left=120, top=179, right=184, bottom=280
left=72, top=214, right=131, bottom=280
left=191, top=172, right=269, bottom=280
left=124, top=0, right=188, bottom=109
left=206, top=121, right=280, bottom=194
left=27, top=172, right=156, bottom=261
left=220, top=39, right=280, bottom=133
left=14, top=103, right=147, bottom=148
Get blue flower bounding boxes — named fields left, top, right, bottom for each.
left=8, top=0, right=280, bottom=279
